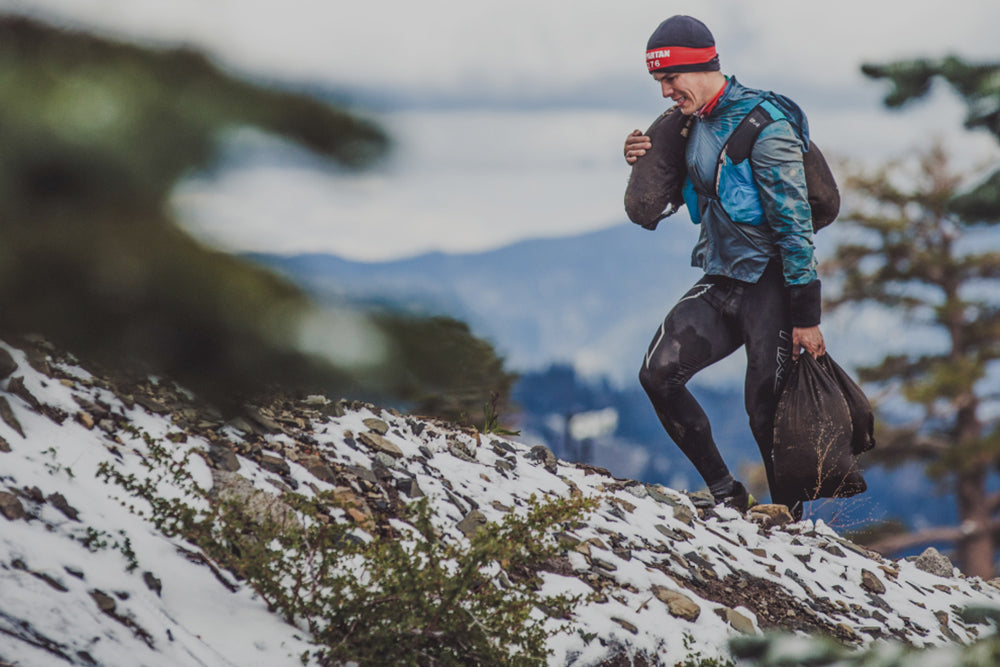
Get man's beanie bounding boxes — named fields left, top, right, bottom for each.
left=646, top=15, right=721, bottom=74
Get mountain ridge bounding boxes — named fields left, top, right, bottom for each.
left=2, top=336, right=999, bottom=665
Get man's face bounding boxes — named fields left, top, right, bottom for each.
left=652, top=71, right=707, bottom=115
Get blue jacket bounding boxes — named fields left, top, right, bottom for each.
left=680, top=77, right=819, bottom=321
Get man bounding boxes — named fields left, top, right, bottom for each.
left=624, top=15, right=824, bottom=516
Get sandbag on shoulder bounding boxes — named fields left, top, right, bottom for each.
left=624, top=106, right=692, bottom=230
left=772, top=352, right=867, bottom=503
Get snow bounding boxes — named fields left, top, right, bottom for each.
left=2, top=338, right=1000, bottom=665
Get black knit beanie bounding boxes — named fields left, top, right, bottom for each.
left=646, top=15, right=721, bottom=74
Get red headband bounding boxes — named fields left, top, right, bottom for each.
left=646, top=45, right=717, bottom=72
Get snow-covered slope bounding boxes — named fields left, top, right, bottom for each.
left=1, top=336, right=999, bottom=666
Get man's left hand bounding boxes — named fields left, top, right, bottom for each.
left=792, top=325, right=825, bottom=360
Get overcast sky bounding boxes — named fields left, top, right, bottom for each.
left=8, top=0, right=1000, bottom=260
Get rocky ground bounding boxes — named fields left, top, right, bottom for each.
left=1, top=335, right=999, bottom=666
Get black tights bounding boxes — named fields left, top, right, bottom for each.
left=638, top=261, right=794, bottom=506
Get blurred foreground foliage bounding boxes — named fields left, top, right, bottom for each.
left=0, top=16, right=514, bottom=419
left=732, top=605, right=1000, bottom=666
left=862, top=56, right=1000, bottom=221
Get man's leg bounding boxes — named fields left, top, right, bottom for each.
left=639, top=278, right=742, bottom=497
left=739, top=262, right=796, bottom=509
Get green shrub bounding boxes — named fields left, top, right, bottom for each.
left=99, top=433, right=596, bottom=665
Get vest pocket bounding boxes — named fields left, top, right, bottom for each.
left=718, top=158, right=764, bottom=226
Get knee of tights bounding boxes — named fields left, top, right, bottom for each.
left=639, top=363, right=686, bottom=396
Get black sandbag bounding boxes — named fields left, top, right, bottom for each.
left=818, top=354, right=875, bottom=455
left=773, top=353, right=867, bottom=502
left=624, top=106, right=691, bottom=230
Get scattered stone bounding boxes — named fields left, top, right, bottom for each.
left=90, top=590, right=116, bottom=614
left=625, top=484, right=649, bottom=499
left=861, top=569, right=886, bottom=595
left=46, top=493, right=80, bottom=521
left=0, top=397, right=25, bottom=437
left=528, top=445, right=558, bottom=473
left=747, top=504, right=795, bottom=529
left=724, top=607, right=756, bottom=634
left=672, top=505, right=695, bottom=526
left=208, top=444, right=240, bottom=472
left=611, top=617, right=638, bottom=634
left=363, top=418, right=390, bottom=435
left=645, top=484, right=682, bottom=506
left=306, top=461, right=336, bottom=484
left=911, top=547, right=955, bottom=578
left=211, top=470, right=298, bottom=528
left=688, top=490, right=715, bottom=509
left=76, top=411, right=95, bottom=430
left=651, top=586, right=701, bottom=621
left=0, top=347, right=17, bottom=379
left=259, top=454, right=291, bottom=476
left=396, top=478, right=423, bottom=498
left=134, top=395, right=170, bottom=415
left=447, top=441, right=476, bottom=463
left=0, top=491, right=25, bottom=520
left=143, top=572, right=162, bottom=597
left=456, top=510, right=488, bottom=537
left=591, top=557, right=618, bottom=572
left=358, top=431, right=404, bottom=459
left=6, top=376, right=41, bottom=414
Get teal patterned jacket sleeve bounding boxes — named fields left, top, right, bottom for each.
left=750, top=120, right=817, bottom=287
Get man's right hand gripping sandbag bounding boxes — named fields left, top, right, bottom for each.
left=623, top=106, right=692, bottom=230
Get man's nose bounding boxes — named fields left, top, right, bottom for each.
left=660, top=80, right=673, bottom=98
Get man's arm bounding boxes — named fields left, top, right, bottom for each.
left=751, top=121, right=825, bottom=359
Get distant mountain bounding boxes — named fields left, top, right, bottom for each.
left=247, top=221, right=707, bottom=386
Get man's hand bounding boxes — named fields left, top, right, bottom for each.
left=624, top=129, right=651, bottom=164
left=792, top=325, right=825, bottom=360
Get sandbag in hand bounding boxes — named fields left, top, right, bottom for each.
left=772, top=352, right=869, bottom=503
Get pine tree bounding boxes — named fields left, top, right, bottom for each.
left=0, top=16, right=514, bottom=419
left=826, top=57, right=1000, bottom=577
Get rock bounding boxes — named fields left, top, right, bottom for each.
left=911, top=547, right=955, bottom=578
left=672, top=505, right=695, bottom=526
left=724, top=607, right=756, bottom=634
left=358, top=431, right=404, bottom=459
left=259, top=454, right=291, bottom=476
left=211, top=470, right=298, bottom=528
left=306, top=461, right=336, bottom=484
left=0, top=347, right=17, bottom=379
left=143, top=572, right=162, bottom=597
left=0, top=435, right=9, bottom=452
left=651, top=585, right=701, bottom=621
left=0, top=397, right=25, bottom=438
left=861, top=569, right=886, bottom=594
left=528, top=445, right=558, bottom=473
left=76, top=411, right=95, bottom=430
left=456, top=510, right=488, bottom=537
left=645, top=484, right=682, bottom=506
left=688, top=490, right=715, bottom=509
left=7, top=376, right=41, bottom=411
left=611, top=617, right=638, bottom=634
left=90, top=590, right=116, bottom=614
left=747, top=504, right=795, bottom=528
left=363, top=418, right=389, bottom=435
left=396, top=477, right=423, bottom=498
left=46, top=493, right=80, bottom=521
left=208, top=444, right=240, bottom=472
left=0, top=491, right=25, bottom=520
left=134, top=395, right=170, bottom=415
